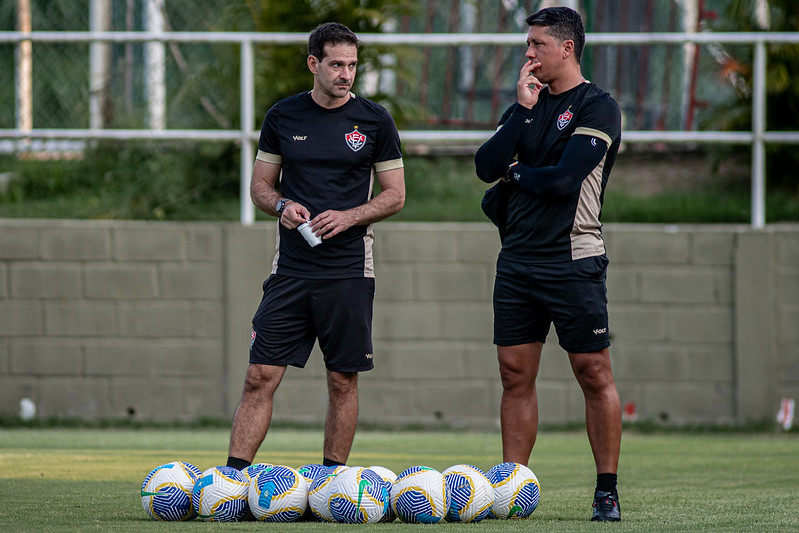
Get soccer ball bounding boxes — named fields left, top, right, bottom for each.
left=328, top=467, right=391, bottom=524
left=391, top=466, right=450, bottom=524
left=141, top=461, right=202, bottom=521
left=443, top=464, right=495, bottom=523
left=248, top=464, right=309, bottom=522
left=369, top=465, right=397, bottom=485
left=369, top=466, right=398, bottom=522
left=298, top=463, right=329, bottom=485
left=486, top=462, right=540, bottom=519
left=192, top=466, right=250, bottom=522
left=307, top=465, right=348, bottom=522
left=242, top=463, right=273, bottom=484
left=297, top=464, right=329, bottom=520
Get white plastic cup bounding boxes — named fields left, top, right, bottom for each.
left=297, top=222, right=322, bottom=247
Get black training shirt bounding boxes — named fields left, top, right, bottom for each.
left=475, top=82, right=621, bottom=263
left=257, top=92, right=403, bottom=279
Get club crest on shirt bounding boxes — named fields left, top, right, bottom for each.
left=556, top=107, right=573, bottom=130
left=345, top=127, right=367, bottom=152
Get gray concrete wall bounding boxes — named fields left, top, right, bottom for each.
left=1, top=219, right=796, bottom=428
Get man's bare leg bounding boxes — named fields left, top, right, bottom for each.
left=569, top=348, right=621, bottom=474
left=322, top=370, right=359, bottom=464
left=497, top=342, right=543, bottom=464
left=228, top=363, right=286, bottom=463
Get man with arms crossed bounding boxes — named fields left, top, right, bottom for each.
left=475, top=7, right=622, bottom=522
left=226, top=22, right=404, bottom=470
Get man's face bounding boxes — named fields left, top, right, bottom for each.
left=524, top=25, right=567, bottom=83
left=310, top=42, right=358, bottom=101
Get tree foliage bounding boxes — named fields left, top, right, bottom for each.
left=217, top=0, right=423, bottom=128
left=704, top=0, right=799, bottom=191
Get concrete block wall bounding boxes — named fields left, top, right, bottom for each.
left=0, top=220, right=227, bottom=421
left=605, top=226, right=737, bottom=425
left=1, top=219, right=796, bottom=428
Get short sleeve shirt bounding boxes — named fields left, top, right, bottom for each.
left=257, top=92, right=403, bottom=279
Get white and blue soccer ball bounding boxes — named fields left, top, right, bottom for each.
left=307, top=466, right=348, bottom=522
left=242, top=463, right=273, bottom=484
left=369, top=465, right=398, bottom=522
left=192, top=466, right=250, bottom=522
left=369, top=465, right=397, bottom=485
left=297, top=464, right=329, bottom=520
left=248, top=464, right=309, bottom=522
left=486, top=462, right=540, bottom=519
left=443, top=464, right=495, bottom=523
left=391, top=466, right=450, bottom=524
left=298, top=463, right=329, bottom=485
left=141, top=461, right=202, bottom=521
left=328, top=467, right=391, bottom=524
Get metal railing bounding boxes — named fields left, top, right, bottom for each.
left=2, top=30, right=798, bottom=226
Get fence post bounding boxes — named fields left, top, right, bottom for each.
left=89, top=0, right=111, bottom=130
left=145, top=0, right=166, bottom=130
left=15, top=0, right=32, bottom=143
left=751, top=39, right=766, bottom=229
left=240, top=39, right=255, bottom=225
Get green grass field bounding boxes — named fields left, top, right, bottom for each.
left=1, top=427, right=797, bottom=532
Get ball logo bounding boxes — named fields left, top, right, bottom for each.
left=345, top=127, right=366, bottom=152
left=556, top=107, right=573, bottom=130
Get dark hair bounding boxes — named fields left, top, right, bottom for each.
left=526, top=6, right=585, bottom=64
left=308, top=22, right=359, bottom=60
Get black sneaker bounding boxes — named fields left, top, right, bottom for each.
left=591, top=490, right=621, bottom=522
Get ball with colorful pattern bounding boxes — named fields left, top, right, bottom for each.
left=308, top=466, right=348, bottom=522
left=248, top=464, right=309, bottom=522
left=442, top=464, right=495, bottom=523
left=486, top=462, right=540, bottom=519
left=141, top=461, right=202, bottom=521
left=328, top=467, right=391, bottom=524
left=191, top=466, right=250, bottom=522
left=391, top=466, right=450, bottom=524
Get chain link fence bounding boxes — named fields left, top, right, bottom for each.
left=2, top=0, right=742, bottom=134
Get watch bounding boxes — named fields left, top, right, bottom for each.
left=275, top=199, right=288, bottom=215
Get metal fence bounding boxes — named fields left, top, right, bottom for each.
left=2, top=27, right=798, bottom=226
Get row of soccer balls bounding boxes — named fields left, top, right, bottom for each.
left=141, top=461, right=540, bottom=523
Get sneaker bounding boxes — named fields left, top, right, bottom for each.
left=591, top=490, right=621, bottom=522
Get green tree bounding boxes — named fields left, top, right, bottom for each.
left=218, top=0, right=423, bottom=128
left=704, top=0, right=799, bottom=192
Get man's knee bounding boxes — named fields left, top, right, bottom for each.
left=498, top=361, right=529, bottom=391
left=327, top=371, right=358, bottom=399
left=570, top=351, right=615, bottom=393
left=497, top=344, right=541, bottom=390
left=242, top=364, right=283, bottom=395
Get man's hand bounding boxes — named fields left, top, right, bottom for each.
left=517, top=59, right=544, bottom=109
left=311, top=210, right=357, bottom=240
left=280, top=201, right=311, bottom=230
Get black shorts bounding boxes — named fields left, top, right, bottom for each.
left=249, top=275, right=375, bottom=372
left=492, top=255, right=610, bottom=353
